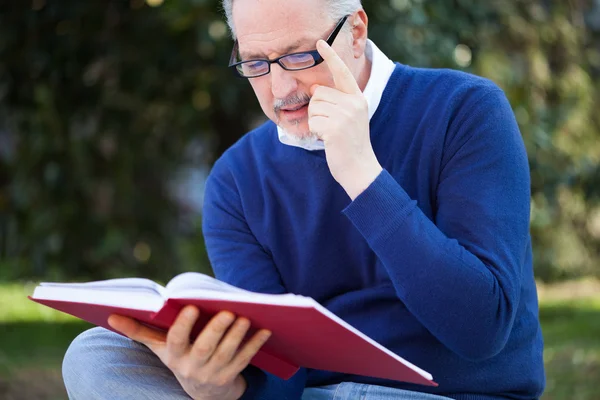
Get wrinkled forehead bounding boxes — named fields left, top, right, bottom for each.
left=232, top=0, right=331, bottom=57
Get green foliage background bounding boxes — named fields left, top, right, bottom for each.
left=1, top=0, right=599, bottom=282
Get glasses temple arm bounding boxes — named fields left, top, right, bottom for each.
left=326, top=15, right=350, bottom=46
left=229, top=41, right=239, bottom=66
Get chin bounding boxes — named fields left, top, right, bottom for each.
left=280, top=122, right=314, bottom=140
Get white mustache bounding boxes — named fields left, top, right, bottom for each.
left=273, top=93, right=311, bottom=114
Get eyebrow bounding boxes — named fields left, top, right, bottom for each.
left=239, top=38, right=315, bottom=60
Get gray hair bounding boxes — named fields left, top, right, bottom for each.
left=221, top=0, right=362, bottom=39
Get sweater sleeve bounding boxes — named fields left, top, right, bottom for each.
left=202, top=161, right=307, bottom=399
left=342, top=87, right=531, bottom=361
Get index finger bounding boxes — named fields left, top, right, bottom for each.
left=108, top=314, right=166, bottom=351
left=316, top=39, right=361, bottom=95
left=166, top=305, right=199, bottom=358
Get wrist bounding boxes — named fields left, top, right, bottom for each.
left=192, top=376, right=247, bottom=400
left=343, top=161, right=383, bottom=201
left=232, top=374, right=248, bottom=400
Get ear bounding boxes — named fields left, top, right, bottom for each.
left=351, top=9, right=369, bottom=59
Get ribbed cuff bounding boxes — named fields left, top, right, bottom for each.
left=239, top=366, right=267, bottom=400
left=239, top=366, right=307, bottom=400
left=342, top=170, right=416, bottom=245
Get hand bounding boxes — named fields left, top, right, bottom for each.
left=308, top=39, right=383, bottom=200
left=108, top=306, right=271, bottom=400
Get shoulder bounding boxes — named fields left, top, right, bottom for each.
left=389, top=64, right=515, bottom=136
left=399, top=64, right=505, bottom=110
left=380, top=64, right=511, bottom=138
left=386, top=65, right=522, bottom=164
left=404, top=69, right=524, bottom=168
left=400, top=64, right=500, bottom=94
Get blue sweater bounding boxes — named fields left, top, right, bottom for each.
left=202, top=64, right=545, bottom=400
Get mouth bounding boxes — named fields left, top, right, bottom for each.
left=281, top=103, right=308, bottom=112
left=279, top=103, right=309, bottom=120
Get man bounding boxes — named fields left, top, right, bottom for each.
left=62, top=0, right=545, bottom=399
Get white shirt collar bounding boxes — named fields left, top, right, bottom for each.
left=277, top=39, right=396, bottom=151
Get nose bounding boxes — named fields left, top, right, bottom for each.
left=270, top=63, right=299, bottom=100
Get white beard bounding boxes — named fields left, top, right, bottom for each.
left=277, top=125, right=325, bottom=151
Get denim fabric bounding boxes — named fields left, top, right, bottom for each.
left=63, top=327, right=451, bottom=400
left=302, top=383, right=452, bottom=400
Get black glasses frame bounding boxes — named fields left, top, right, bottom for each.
left=228, top=15, right=350, bottom=78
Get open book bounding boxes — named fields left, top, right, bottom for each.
left=29, top=272, right=436, bottom=386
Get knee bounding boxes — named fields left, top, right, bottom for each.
left=62, top=327, right=122, bottom=397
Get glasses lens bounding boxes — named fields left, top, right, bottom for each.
left=237, top=61, right=269, bottom=77
left=280, top=53, right=317, bottom=70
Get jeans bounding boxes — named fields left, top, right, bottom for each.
left=63, top=327, right=451, bottom=400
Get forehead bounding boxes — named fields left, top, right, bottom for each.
left=232, top=0, right=331, bottom=57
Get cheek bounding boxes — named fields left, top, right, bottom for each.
left=250, top=79, right=275, bottom=115
left=248, top=67, right=334, bottom=113
left=300, top=65, right=335, bottom=89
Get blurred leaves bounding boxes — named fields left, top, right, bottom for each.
left=0, top=0, right=599, bottom=281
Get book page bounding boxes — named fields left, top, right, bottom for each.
left=166, top=272, right=316, bottom=307
left=32, top=280, right=166, bottom=312
left=40, top=278, right=166, bottom=297
left=166, top=272, right=251, bottom=294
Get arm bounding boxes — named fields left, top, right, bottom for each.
left=343, top=87, right=531, bottom=361
left=202, top=159, right=307, bottom=400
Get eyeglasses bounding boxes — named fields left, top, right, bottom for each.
left=228, top=15, right=350, bottom=79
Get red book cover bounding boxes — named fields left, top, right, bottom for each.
left=29, top=284, right=436, bottom=386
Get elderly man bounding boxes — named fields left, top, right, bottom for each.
left=62, top=0, right=545, bottom=399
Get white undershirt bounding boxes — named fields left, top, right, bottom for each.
left=277, top=39, right=396, bottom=151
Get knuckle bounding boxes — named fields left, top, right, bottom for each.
left=348, top=96, right=362, bottom=108
left=168, top=335, right=187, bottom=347
left=194, top=343, right=216, bottom=358
left=181, top=314, right=195, bottom=325
left=215, top=321, right=230, bottom=332
left=214, top=375, right=232, bottom=388
left=214, top=317, right=234, bottom=331
left=237, top=353, right=253, bottom=367
left=234, top=318, right=250, bottom=331
left=210, top=350, right=229, bottom=365
left=356, top=96, right=367, bottom=109
left=210, top=320, right=225, bottom=331
left=179, top=366, right=193, bottom=380
left=246, top=340, right=263, bottom=354
left=177, top=307, right=197, bottom=324
left=194, top=373, right=210, bottom=386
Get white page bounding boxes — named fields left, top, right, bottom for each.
left=166, top=272, right=247, bottom=294
left=40, top=278, right=166, bottom=297
left=166, top=272, right=316, bottom=306
left=32, top=285, right=165, bottom=311
left=171, top=288, right=317, bottom=307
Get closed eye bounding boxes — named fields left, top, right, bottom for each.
left=286, top=53, right=314, bottom=63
